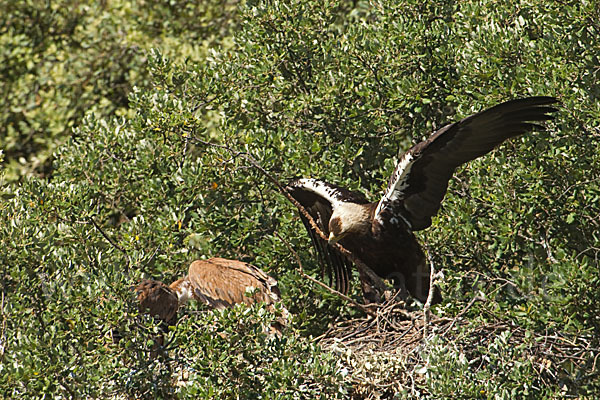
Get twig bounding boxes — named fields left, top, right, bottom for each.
left=542, top=228, right=558, bottom=264
left=442, top=295, right=484, bottom=335
left=273, top=230, right=377, bottom=318
left=88, top=216, right=131, bottom=268
left=422, top=250, right=436, bottom=339
left=0, top=289, right=5, bottom=361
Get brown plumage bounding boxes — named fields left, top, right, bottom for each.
left=170, top=258, right=288, bottom=332
left=135, top=258, right=287, bottom=335
left=135, top=279, right=179, bottom=326
left=170, top=258, right=284, bottom=311
left=287, top=96, right=559, bottom=303
left=134, top=279, right=179, bottom=356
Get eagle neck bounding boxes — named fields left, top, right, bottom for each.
left=336, top=202, right=373, bottom=235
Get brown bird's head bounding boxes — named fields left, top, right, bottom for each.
left=134, top=279, right=179, bottom=327
left=133, top=279, right=180, bottom=358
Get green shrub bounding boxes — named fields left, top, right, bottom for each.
left=0, top=0, right=238, bottom=181
left=1, top=0, right=598, bottom=397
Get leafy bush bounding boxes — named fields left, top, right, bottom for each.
left=172, top=304, right=347, bottom=399
left=1, top=0, right=599, bottom=398
left=0, top=0, right=238, bottom=181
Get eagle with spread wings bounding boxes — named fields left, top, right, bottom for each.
left=286, top=96, right=558, bottom=303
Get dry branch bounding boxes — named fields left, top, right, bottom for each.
left=88, top=216, right=131, bottom=268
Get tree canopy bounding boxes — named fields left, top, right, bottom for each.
left=1, top=0, right=598, bottom=398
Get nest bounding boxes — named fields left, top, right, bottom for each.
left=317, top=298, right=599, bottom=399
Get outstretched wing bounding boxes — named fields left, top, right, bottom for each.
left=286, top=178, right=367, bottom=294
left=187, top=258, right=281, bottom=308
left=374, top=96, right=559, bottom=231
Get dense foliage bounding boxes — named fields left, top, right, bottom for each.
left=0, top=0, right=237, bottom=180
left=1, top=0, right=598, bottom=398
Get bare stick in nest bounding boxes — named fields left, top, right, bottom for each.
left=189, top=136, right=389, bottom=301
left=368, top=291, right=417, bottom=323
left=422, top=250, right=437, bottom=339
left=592, top=351, right=600, bottom=373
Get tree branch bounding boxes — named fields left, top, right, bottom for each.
left=88, top=216, right=131, bottom=268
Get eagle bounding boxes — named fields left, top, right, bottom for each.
left=286, top=96, right=558, bottom=303
left=135, top=257, right=287, bottom=334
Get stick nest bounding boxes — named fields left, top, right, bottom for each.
left=317, top=298, right=599, bottom=399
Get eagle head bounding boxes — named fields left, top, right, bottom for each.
left=328, top=216, right=344, bottom=244
left=328, top=203, right=371, bottom=244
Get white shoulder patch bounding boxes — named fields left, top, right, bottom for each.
left=174, top=279, right=194, bottom=304
left=293, top=178, right=345, bottom=208
left=374, top=152, right=416, bottom=221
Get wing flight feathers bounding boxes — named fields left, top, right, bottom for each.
left=286, top=179, right=361, bottom=294
left=375, top=96, right=558, bottom=231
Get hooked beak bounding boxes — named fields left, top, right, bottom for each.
left=328, top=232, right=340, bottom=244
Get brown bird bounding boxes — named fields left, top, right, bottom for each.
left=134, top=279, right=179, bottom=357
left=135, top=258, right=287, bottom=335
left=170, top=258, right=285, bottom=311
left=135, top=279, right=179, bottom=326
left=287, top=96, right=558, bottom=303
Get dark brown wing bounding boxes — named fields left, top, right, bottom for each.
left=374, top=96, right=558, bottom=231
left=286, top=178, right=367, bottom=294
left=135, top=279, right=179, bottom=327
left=187, top=258, right=282, bottom=309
